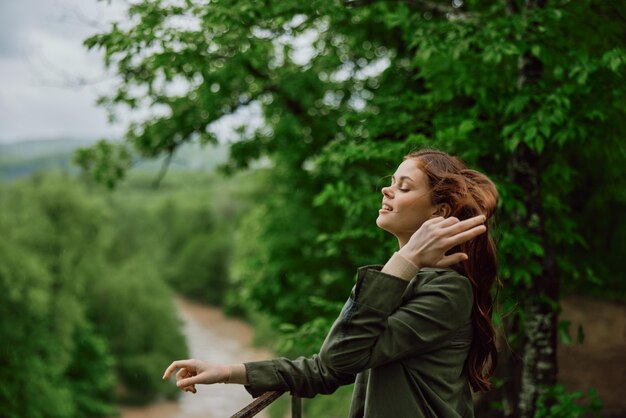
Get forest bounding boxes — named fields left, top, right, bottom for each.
left=1, top=0, right=625, bottom=417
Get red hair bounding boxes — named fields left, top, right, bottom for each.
left=405, top=149, right=499, bottom=392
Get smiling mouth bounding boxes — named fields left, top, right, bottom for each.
left=381, top=204, right=393, bottom=211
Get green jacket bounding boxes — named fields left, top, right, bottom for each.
left=244, top=266, right=475, bottom=418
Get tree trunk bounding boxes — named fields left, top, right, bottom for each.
left=506, top=1, right=560, bottom=417
left=509, top=142, right=559, bottom=418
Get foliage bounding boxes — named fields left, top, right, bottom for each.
left=0, top=241, right=76, bottom=418
left=0, top=172, right=199, bottom=413
left=534, top=384, right=602, bottom=418
left=0, top=175, right=116, bottom=417
left=74, top=140, right=133, bottom=189
left=65, top=322, right=117, bottom=418
left=79, top=0, right=626, bottom=415
left=86, top=256, right=186, bottom=403
left=168, top=231, right=230, bottom=304
left=302, top=384, right=354, bottom=418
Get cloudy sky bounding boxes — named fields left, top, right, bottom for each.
left=0, top=0, right=134, bottom=143
left=0, top=1, right=382, bottom=145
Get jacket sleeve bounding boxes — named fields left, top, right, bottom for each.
left=243, top=354, right=356, bottom=398
left=318, top=266, right=473, bottom=374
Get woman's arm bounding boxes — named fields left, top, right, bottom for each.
left=163, top=216, right=485, bottom=395
left=317, top=215, right=485, bottom=374
left=243, top=354, right=355, bottom=398
left=160, top=254, right=424, bottom=395
left=318, top=266, right=473, bottom=374
left=162, top=355, right=355, bottom=398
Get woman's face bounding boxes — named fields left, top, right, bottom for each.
left=376, top=159, right=438, bottom=246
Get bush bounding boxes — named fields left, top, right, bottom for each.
left=0, top=175, right=117, bottom=418
left=0, top=239, right=115, bottom=418
left=0, top=172, right=190, bottom=411
left=535, top=384, right=602, bottom=418
left=86, top=256, right=187, bottom=403
left=167, top=231, right=231, bottom=304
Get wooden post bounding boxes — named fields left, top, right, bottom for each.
left=291, top=395, right=302, bottom=418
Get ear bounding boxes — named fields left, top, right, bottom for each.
left=432, top=203, right=452, bottom=218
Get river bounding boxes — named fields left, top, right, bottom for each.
left=119, top=297, right=273, bottom=418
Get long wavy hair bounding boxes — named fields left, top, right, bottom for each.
left=405, top=149, right=499, bottom=392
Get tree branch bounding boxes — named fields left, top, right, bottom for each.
left=152, top=148, right=175, bottom=189
left=344, top=0, right=476, bottom=21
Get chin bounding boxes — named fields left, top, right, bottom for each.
left=376, top=217, right=393, bottom=234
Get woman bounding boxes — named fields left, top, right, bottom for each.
left=163, top=149, right=499, bottom=417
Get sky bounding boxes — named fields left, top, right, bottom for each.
left=0, top=0, right=386, bottom=145
left=0, top=0, right=130, bottom=143
left=0, top=0, right=259, bottom=144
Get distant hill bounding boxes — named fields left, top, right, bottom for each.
left=0, top=138, right=99, bottom=159
left=0, top=138, right=230, bottom=182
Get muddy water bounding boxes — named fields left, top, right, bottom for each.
left=119, top=297, right=273, bottom=418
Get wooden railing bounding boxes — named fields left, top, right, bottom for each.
left=230, top=391, right=302, bottom=418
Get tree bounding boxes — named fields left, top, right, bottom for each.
left=0, top=173, right=191, bottom=413
left=0, top=176, right=116, bottom=418
left=79, top=0, right=626, bottom=416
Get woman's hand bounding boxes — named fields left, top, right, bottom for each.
left=398, top=215, right=487, bottom=269
left=162, top=359, right=231, bottom=393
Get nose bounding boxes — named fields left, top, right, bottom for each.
left=381, top=185, right=393, bottom=198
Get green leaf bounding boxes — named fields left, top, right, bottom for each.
left=535, top=136, right=544, bottom=153
left=459, top=120, right=475, bottom=135
left=558, top=320, right=572, bottom=345
left=531, top=45, right=541, bottom=58
left=525, top=125, right=538, bottom=142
